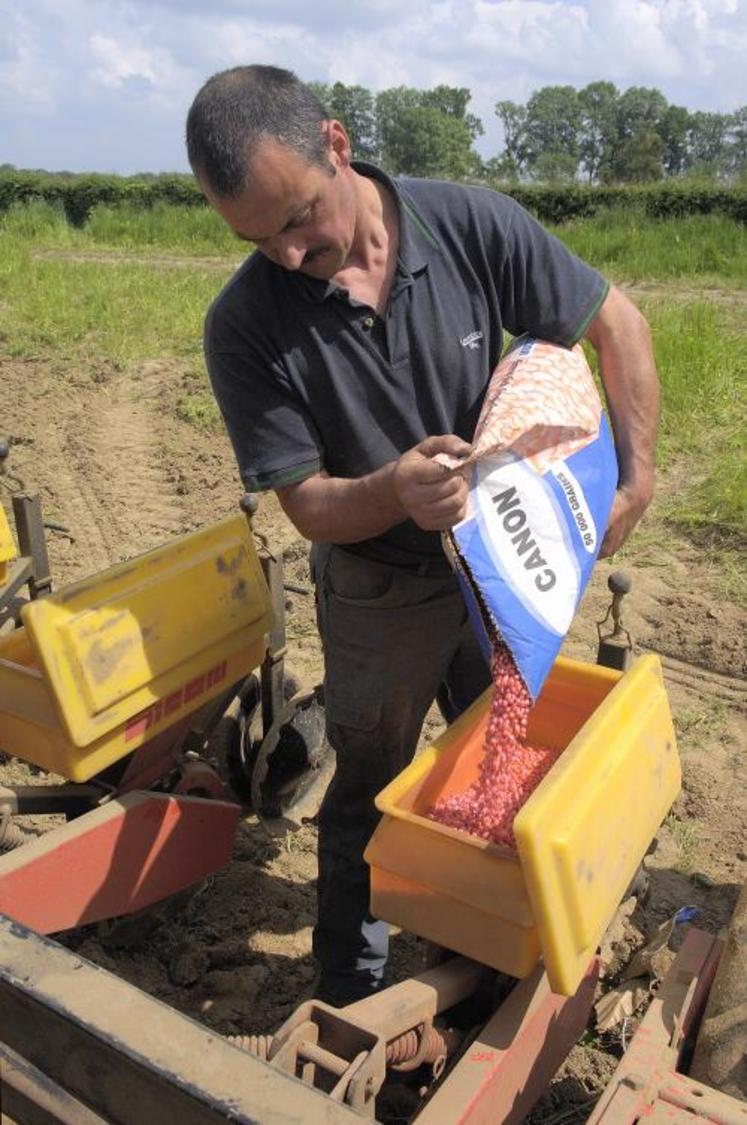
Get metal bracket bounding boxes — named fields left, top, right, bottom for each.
left=267, top=1000, right=386, bottom=1117
left=12, top=493, right=52, bottom=599
left=597, top=570, right=634, bottom=671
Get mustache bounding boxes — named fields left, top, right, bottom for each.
left=302, top=246, right=330, bottom=265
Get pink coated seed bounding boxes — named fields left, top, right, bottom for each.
left=428, top=645, right=560, bottom=848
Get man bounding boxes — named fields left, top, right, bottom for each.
left=186, top=65, right=659, bottom=1006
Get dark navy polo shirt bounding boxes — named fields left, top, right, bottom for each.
left=205, top=163, right=609, bottom=567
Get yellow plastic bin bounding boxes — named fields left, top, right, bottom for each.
left=0, top=505, right=17, bottom=587
left=0, top=514, right=272, bottom=781
left=365, top=654, right=680, bottom=996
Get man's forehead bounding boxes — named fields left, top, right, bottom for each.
left=246, top=135, right=318, bottom=192
left=211, top=152, right=316, bottom=240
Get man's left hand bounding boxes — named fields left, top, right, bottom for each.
left=599, top=481, right=652, bottom=558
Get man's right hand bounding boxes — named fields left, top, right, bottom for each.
left=392, top=435, right=472, bottom=531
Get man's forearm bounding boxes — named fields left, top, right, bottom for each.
left=586, top=286, right=660, bottom=556
left=276, top=462, right=406, bottom=542
left=588, top=287, right=659, bottom=497
left=275, top=434, right=472, bottom=543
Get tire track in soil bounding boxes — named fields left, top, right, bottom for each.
left=656, top=652, right=747, bottom=708
left=61, top=370, right=187, bottom=568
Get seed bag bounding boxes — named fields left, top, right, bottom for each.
left=442, top=336, right=618, bottom=701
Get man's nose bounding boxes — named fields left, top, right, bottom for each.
left=273, top=237, right=306, bottom=271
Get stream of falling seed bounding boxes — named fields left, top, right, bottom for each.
left=428, top=645, right=561, bottom=848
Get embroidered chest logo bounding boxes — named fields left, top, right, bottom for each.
left=460, top=330, right=484, bottom=349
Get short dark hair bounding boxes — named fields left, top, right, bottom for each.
left=186, top=65, right=330, bottom=198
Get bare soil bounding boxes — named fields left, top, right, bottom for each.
left=2, top=350, right=745, bottom=1119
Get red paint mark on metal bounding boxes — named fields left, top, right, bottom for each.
left=125, top=660, right=227, bottom=742
left=416, top=960, right=599, bottom=1125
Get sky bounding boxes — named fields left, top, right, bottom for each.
left=1, top=0, right=745, bottom=175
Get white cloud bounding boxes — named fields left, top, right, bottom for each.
left=0, top=5, right=60, bottom=111
left=89, top=33, right=158, bottom=89
left=88, top=30, right=195, bottom=108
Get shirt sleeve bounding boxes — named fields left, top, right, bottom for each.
left=495, top=195, right=609, bottom=346
left=205, top=305, right=323, bottom=493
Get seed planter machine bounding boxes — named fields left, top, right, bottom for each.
left=0, top=444, right=331, bottom=937
left=1, top=445, right=744, bottom=1124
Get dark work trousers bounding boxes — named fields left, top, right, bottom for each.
left=310, top=542, right=491, bottom=1005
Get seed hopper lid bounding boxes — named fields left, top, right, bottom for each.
left=21, top=515, right=273, bottom=747
left=514, top=654, right=680, bottom=994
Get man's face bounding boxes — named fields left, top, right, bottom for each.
left=203, top=126, right=356, bottom=280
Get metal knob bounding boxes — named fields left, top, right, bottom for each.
left=597, top=569, right=634, bottom=671
left=608, top=570, right=632, bottom=597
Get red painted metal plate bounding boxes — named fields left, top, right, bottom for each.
left=0, top=792, right=239, bottom=933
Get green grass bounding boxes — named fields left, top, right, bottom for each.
left=175, top=391, right=222, bottom=431
left=553, top=208, right=747, bottom=287
left=0, top=198, right=241, bottom=255
left=674, top=699, right=728, bottom=747
left=85, top=201, right=241, bottom=255
left=646, top=300, right=745, bottom=544
left=0, top=210, right=238, bottom=362
left=664, top=811, right=701, bottom=874
left=0, top=249, right=221, bottom=361
left=579, top=293, right=746, bottom=552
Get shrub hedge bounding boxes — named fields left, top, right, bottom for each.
left=1, top=170, right=745, bottom=227
left=0, top=172, right=203, bottom=226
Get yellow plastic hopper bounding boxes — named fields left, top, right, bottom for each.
left=0, top=506, right=17, bottom=587
left=365, top=654, right=680, bottom=996
left=0, top=514, right=272, bottom=781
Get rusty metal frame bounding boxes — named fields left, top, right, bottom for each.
left=413, top=958, right=599, bottom=1124
left=0, top=913, right=611, bottom=1125
left=1, top=1039, right=109, bottom=1125
left=234, top=954, right=599, bottom=1123
left=0, top=782, right=102, bottom=819
left=0, top=913, right=361, bottom=1125
left=259, top=553, right=287, bottom=741
left=11, top=494, right=52, bottom=600
left=587, top=927, right=747, bottom=1125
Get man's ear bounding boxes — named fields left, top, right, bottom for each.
left=325, top=119, right=352, bottom=168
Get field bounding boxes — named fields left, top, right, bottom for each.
left=1, top=199, right=746, bottom=1118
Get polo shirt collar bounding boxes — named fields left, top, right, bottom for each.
left=292, top=160, right=439, bottom=305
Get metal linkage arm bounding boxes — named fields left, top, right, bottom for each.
left=0, top=914, right=360, bottom=1125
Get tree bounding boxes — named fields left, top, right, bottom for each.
left=532, top=151, right=579, bottom=184
left=688, top=111, right=731, bottom=177
left=481, top=153, right=521, bottom=184
left=376, top=85, right=481, bottom=177
left=610, top=127, right=664, bottom=183
left=382, top=105, right=477, bottom=179
left=375, top=86, right=423, bottom=171
left=422, top=86, right=484, bottom=144
left=494, top=100, right=528, bottom=178
left=523, top=86, right=582, bottom=180
left=616, top=86, right=668, bottom=140
left=579, top=81, right=618, bottom=183
left=725, top=106, right=747, bottom=178
left=660, top=105, right=691, bottom=176
left=326, top=83, right=378, bottom=162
